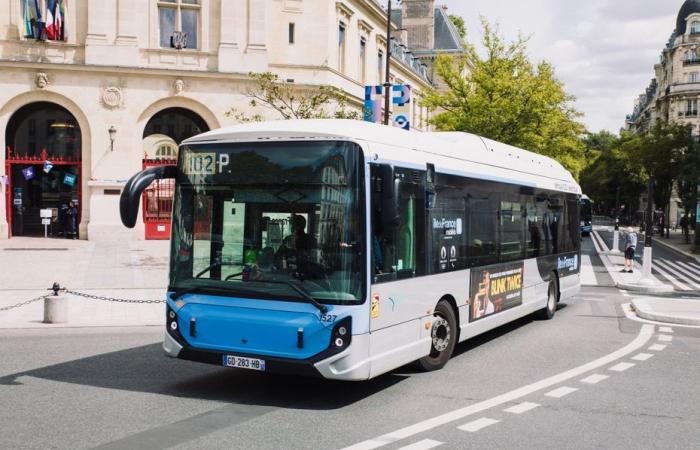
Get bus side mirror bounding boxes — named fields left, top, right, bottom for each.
left=380, top=164, right=400, bottom=229
left=120, top=165, right=177, bottom=228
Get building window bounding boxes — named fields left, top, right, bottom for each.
left=691, top=72, right=699, bottom=83
left=22, top=0, right=68, bottom=41
left=158, top=0, right=200, bottom=49
left=289, top=23, right=295, bottom=44
left=338, top=23, right=346, bottom=72
left=378, top=50, right=384, bottom=83
left=360, top=38, right=367, bottom=83
left=692, top=21, right=700, bottom=35
left=687, top=99, right=698, bottom=116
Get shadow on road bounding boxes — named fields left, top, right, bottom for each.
left=0, top=343, right=407, bottom=410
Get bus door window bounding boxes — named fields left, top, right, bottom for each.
left=221, top=201, right=246, bottom=279
left=500, top=197, right=524, bottom=262
left=429, top=183, right=467, bottom=273
left=466, top=190, right=499, bottom=267
left=547, top=196, right=564, bottom=254
left=526, top=198, right=543, bottom=258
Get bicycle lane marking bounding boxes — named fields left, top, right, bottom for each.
left=341, top=324, right=655, bottom=450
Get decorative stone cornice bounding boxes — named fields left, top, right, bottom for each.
left=336, top=2, right=354, bottom=20
left=358, top=19, right=374, bottom=35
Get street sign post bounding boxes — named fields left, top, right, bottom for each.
left=40, top=209, right=52, bottom=239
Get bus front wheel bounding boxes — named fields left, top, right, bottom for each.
left=417, top=300, right=457, bottom=372
left=538, top=275, right=559, bottom=320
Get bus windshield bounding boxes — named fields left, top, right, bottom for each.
left=169, top=141, right=365, bottom=305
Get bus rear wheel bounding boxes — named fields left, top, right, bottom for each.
left=538, top=276, right=558, bottom=320
left=417, top=300, right=457, bottom=372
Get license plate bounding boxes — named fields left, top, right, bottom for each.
left=222, top=355, right=266, bottom=371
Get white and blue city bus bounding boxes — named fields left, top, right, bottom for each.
left=120, top=120, right=582, bottom=381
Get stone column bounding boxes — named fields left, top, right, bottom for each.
left=85, top=0, right=109, bottom=64
left=112, top=0, right=140, bottom=64
left=218, top=0, right=242, bottom=72
left=244, top=0, right=268, bottom=72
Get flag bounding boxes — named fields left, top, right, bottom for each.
left=43, top=160, right=54, bottom=173
left=22, top=167, right=35, bottom=181
left=63, top=172, right=77, bottom=187
left=45, top=0, right=58, bottom=40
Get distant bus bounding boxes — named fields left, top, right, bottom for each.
left=580, top=195, right=593, bottom=235
left=120, top=120, right=582, bottom=381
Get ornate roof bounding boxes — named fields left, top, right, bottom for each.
left=677, top=0, right=700, bottom=35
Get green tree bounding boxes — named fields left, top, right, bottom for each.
left=449, top=14, right=467, bottom=40
left=422, top=19, right=586, bottom=177
left=227, top=72, right=361, bottom=122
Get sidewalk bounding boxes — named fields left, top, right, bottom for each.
left=652, top=229, right=700, bottom=263
left=631, top=298, right=700, bottom=326
left=0, top=237, right=169, bottom=329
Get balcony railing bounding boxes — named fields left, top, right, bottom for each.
left=683, top=59, right=700, bottom=66
left=679, top=111, right=699, bottom=117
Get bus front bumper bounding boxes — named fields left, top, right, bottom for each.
left=162, top=331, right=372, bottom=381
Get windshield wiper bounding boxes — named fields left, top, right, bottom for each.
left=229, top=278, right=328, bottom=314
left=169, top=285, right=267, bottom=301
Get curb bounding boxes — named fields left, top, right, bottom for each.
left=632, top=298, right=700, bottom=326
left=616, top=281, right=675, bottom=294
left=653, top=237, right=700, bottom=263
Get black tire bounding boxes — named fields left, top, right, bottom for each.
left=538, top=274, right=558, bottom=320
left=417, top=300, right=458, bottom=372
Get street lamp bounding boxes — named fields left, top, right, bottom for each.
left=383, top=0, right=401, bottom=126
left=108, top=126, right=117, bottom=152
left=641, top=174, right=655, bottom=281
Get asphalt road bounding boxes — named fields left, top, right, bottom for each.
left=0, top=237, right=699, bottom=450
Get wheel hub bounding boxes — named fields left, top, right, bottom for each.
left=431, top=317, right=450, bottom=352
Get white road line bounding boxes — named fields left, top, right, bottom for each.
left=651, top=263, right=691, bottom=291
left=658, top=259, right=700, bottom=288
left=649, top=344, right=667, bottom=351
left=504, top=402, right=540, bottom=414
left=658, top=334, right=673, bottom=342
left=340, top=325, right=654, bottom=450
left=580, top=374, right=609, bottom=384
left=658, top=326, right=674, bottom=334
left=592, top=231, right=611, bottom=253
left=654, top=259, right=700, bottom=289
left=609, top=362, right=635, bottom=372
left=397, top=439, right=444, bottom=450
left=545, top=386, right=578, bottom=398
left=581, top=255, right=598, bottom=286
left=457, top=418, right=500, bottom=433
left=632, top=353, right=654, bottom=361
left=675, top=260, right=700, bottom=278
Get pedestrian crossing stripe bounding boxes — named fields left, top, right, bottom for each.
left=652, top=258, right=700, bottom=292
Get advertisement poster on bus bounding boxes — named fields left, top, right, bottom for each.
left=470, top=262, right=524, bottom=322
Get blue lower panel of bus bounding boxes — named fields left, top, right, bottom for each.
left=174, top=298, right=334, bottom=360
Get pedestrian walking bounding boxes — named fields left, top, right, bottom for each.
left=66, top=201, right=78, bottom=240
left=621, top=227, right=638, bottom=273
left=680, top=214, right=690, bottom=243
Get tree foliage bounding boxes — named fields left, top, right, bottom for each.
left=422, top=19, right=586, bottom=177
left=449, top=14, right=466, bottom=40
left=227, top=72, right=361, bottom=122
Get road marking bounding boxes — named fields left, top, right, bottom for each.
left=340, top=325, right=654, bottom=450
left=651, top=263, right=692, bottom=291
left=504, top=402, right=540, bottom=414
left=660, top=258, right=700, bottom=282
left=397, top=439, right=443, bottom=450
left=609, top=362, right=635, bottom=372
left=655, top=260, right=700, bottom=290
left=581, top=255, right=598, bottom=286
left=458, top=418, right=499, bottom=433
left=658, top=326, right=673, bottom=334
left=632, top=353, right=654, bottom=361
left=545, top=386, right=578, bottom=398
left=580, top=374, right=609, bottom=384
left=648, top=344, right=667, bottom=351
left=620, top=291, right=630, bottom=297
left=658, top=334, right=673, bottom=342
left=675, top=260, right=700, bottom=277
left=592, top=231, right=611, bottom=253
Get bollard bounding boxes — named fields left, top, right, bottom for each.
left=44, top=283, right=68, bottom=324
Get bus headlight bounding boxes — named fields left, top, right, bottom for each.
left=330, top=317, right=352, bottom=351
left=166, top=305, right=185, bottom=344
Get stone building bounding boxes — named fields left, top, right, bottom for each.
left=0, top=0, right=446, bottom=241
left=625, top=0, right=700, bottom=226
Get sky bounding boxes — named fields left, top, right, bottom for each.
left=441, top=0, right=680, bottom=133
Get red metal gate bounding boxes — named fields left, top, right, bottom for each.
left=5, top=148, right=82, bottom=239
left=142, top=158, right=177, bottom=240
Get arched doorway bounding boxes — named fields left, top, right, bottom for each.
left=5, top=102, right=82, bottom=238
left=142, top=107, right=209, bottom=240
